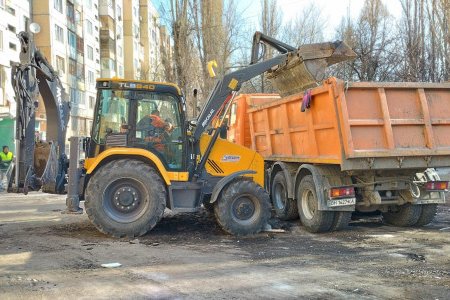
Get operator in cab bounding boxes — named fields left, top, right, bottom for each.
left=137, top=109, right=174, bottom=153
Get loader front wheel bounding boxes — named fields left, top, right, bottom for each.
left=271, top=172, right=299, bottom=220
left=298, top=175, right=334, bottom=233
left=215, top=179, right=270, bottom=235
left=85, top=159, right=166, bottom=238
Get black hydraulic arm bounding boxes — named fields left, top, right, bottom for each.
left=250, top=31, right=296, bottom=65
left=11, top=31, right=70, bottom=193
left=193, top=53, right=290, bottom=141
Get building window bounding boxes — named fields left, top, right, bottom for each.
left=76, top=36, right=84, bottom=56
left=54, top=0, right=63, bottom=13
left=68, top=30, right=76, bottom=58
left=117, top=5, right=122, bottom=20
left=87, top=45, right=93, bottom=60
left=88, top=70, right=94, bottom=85
left=9, top=42, right=16, bottom=51
left=86, top=20, right=93, bottom=35
left=69, top=58, right=76, bottom=75
left=6, top=5, right=15, bottom=15
left=76, top=62, right=84, bottom=80
left=56, top=56, right=65, bottom=74
left=79, top=92, right=85, bottom=105
left=87, top=0, right=92, bottom=9
left=71, top=116, right=78, bottom=130
left=0, top=0, right=4, bottom=8
left=7, top=24, right=16, bottom=34
left=89, top=96, right=95, bottom=109
left=118, top=45, right=122, bottom=57
left=55, top=25, right=64, bottom=43
left=67, top=2, right=75, bottom=27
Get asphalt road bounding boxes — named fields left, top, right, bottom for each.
left=0, top=192, right=449, bottom=299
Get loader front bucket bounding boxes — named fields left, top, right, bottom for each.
left=267, top=41, right=356, bottom=96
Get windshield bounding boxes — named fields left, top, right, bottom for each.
left=92, top=89, right=130, bottom=144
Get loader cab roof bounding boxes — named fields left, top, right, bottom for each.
left=96, top=78, right=182, bottom=96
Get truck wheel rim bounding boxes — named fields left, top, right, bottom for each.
left=273, top=182, right=287, bottom=210
left=301, top=189, right=315, bottom=220
left=231, top=194, right=259, bottom=224
left=103, top=178, right=149, bottom=223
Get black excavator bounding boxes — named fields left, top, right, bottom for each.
left=8, top=26, right=355, bottom=238
left=10, top=29, right=70, bottom=195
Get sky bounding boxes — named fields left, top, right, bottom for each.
left=153, top=0, right=403, bottom=40
left=235, top=0, right=403, bottom=39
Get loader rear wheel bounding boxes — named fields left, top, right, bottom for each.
left=85, top=159, right=166, bottom=238
left=415, top=204, right=438, bottom=227
left=382, top=204, right=422, bottom=227
left=215, top=178, right=270, bottom=235
left=298, top=175, right=334, bottom=233
left=271, top=172, right=299, bottom=220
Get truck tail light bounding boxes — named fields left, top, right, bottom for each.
left=329, top=186, right=355, bottom=199
left=425, top=181, right=448, bottom=191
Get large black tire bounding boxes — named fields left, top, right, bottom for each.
left=297, top=175, right=334, bottom=233
left=202, top=195, right=215, bottom=213
left=415, top=204, right=438, bottom=227
left=85, top=159, right=166, bottom=238
left=330, top=211, right=352, bottom=231
left=214, top=179, right=271, bottom=235
left=271, top=172, right=299, bottom=220
left=382, top=204, right=422, bottom=227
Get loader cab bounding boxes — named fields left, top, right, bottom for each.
left=88, top=79, right=187, bottom=171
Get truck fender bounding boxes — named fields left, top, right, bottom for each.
left=269, top=162, right=295, bottom=199
left=210, top=170, right=256, bottom=204
left=294, top=164, right=353, bottom=211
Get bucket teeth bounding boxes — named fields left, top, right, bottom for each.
left=267, top=41, right=356, bottom=97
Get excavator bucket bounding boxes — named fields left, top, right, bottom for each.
left=267, top=41, right=356, bottom=96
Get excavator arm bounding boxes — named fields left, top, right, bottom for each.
left=9, top=31, right=70, bottom=194
left=193, top=49, right=290, bottom=140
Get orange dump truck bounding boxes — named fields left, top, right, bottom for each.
left=226, top=77, right=450, bottom=232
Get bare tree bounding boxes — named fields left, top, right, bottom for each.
left=257, top=0, right=282, bottom=92
left=334, top=0, right=400, bottom=81
left=281, top=3, right=326, bottom=46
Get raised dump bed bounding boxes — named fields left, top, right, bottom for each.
left=246, top=77, right=450, bottom=170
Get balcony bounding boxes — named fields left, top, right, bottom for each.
left=100, top=28, right=115, bottom=41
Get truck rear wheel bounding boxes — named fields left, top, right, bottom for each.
left=297, top=175, right=334, bottom=233
left=271, top=172, right=299, bottom=220
left=382, top=204, right=422, bottom=227
left=85, top=159, right=166, bottom=238
left=330, top=211, right=352, bottom=231
left=214, top=179, right=270, bottom=235
left=415, top=204, right=438, bottom=226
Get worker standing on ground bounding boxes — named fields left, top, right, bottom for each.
left=0, top=146, right=13, bottom=191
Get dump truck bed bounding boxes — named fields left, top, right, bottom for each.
left=246, top=77, right=450, bottom=171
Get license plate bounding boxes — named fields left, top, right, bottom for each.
left=328, top=197, right=356, bottom=207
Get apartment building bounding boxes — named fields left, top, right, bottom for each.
left=0, top=0, right=31, bottom=152
left=0, top=0, right=171, bottom=147
left=32, top=0, right=100, bottom=139
left=139, top=0, right=163, bottom=81
left=99, top=0, right=124, bottom=78
left=123, top=0, right=141, bottom=79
